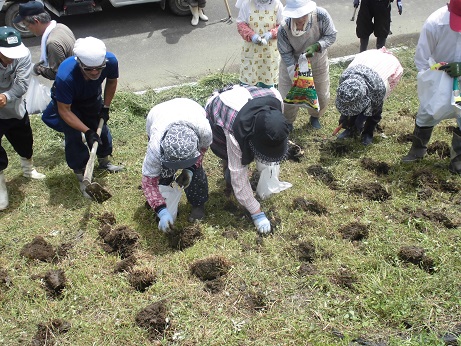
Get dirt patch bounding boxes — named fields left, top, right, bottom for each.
left=407, top=208, right=458, bottom=229
left=350, top=182, right=391, bottom=201
left=323, top=141, right=353, bottom=156
left=331, top=267, right=358, bottom=290
left=190, top=255, right=232, bottom=281
left=360, top=158, right=390, bottom=176
left=44, top=269, right=67, bottom=296
left=396, top=133, right=413, bottom=144
left=398, top=245, right=435, bottom=274
left=306, top=164, right=338, bottom=189
left=0, top=268, right=11, bottom=288
left=410, top=169, right=460, bottom=193
left=135, top=300, right=169, bottom=341
left=204, top=278, right=225, bottom=294
left=292, top=197, right=328, bottom=215
left=297, top=241, right=316, bottom=262
left=31, top=319, right=71, bottom=346
left=417, top=187, right=433, bottom=200
left=298, top=262, right=318, bottom=276
left=398, top=107, right=414, bottom=118
left=114, top=254, right=138, bottom=273
left=287, top=140, right=305, bottom=162
left=128, top=267, right=156, bottom=292
left=245, top=289, right=268, bottom=312
left=221, top=228, right=239, bottom=239
left=97, top=211, right=117, bottom=226
left=99, top=225, right=140, bottom=258
left=338, top=222, right=369, bottom=241
left=427, top=141, right=450, bottom=159
left=167, top=224, right=203, bottom=250
left=20, top=236, right=56, bottom=262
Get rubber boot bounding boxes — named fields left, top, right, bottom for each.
left=359, top=37, right=369, bottom=52
left=190, top=6, right=199, bottom=26
left=401, top=125, right=434, bottom=162
left=449, top=128, right=461, bottom=174
left=20, top=157, right=46, bottom=179
left=189, top=205, right=205, bottom=222
left=309, top=116, right=321, bottom=129
left=0, top=171, right=8, bottom=210
left=337, top=128, right=353, bottom=140
left=376, top=37, right=386, bottom=49
left=361, top=121, right=377, bottom=146
left=98, top=156, right=125, bottom=173
left=75, top=170, right=91, bottom=199
left=198, top=7, right=208, bottom=21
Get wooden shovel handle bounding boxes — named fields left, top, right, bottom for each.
left=83, top=118, right=104, bottom=185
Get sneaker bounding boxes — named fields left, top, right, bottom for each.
left=309, top=116, right=322, bottom=129
left=189, top=205, right=205, bottom=222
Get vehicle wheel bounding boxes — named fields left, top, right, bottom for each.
left=168, top=0, right=190, bottom=16
left=5, top=3, right=34, bottom=38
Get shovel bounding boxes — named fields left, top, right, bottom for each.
left=452, top=77, right=461, bottom=117
left=82, top=118, right=112, bottom=203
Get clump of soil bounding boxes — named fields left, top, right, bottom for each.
left=298, top=262, right=318, bottom=276
left=360, top=157, right=390, bottom=176
left=204, top=278, right=225, bottom=294
left=135, top=300, right=169, bottom=341
left=292, top=197, right=328, bottom=215
left=306, top=164, right=338, bottom=189
left=114, top=254, right=137, bottom=273
left=417, top=187, right=433, bottom=200
left=408, top=208, right=458, bottom=229
left=97, top=211, right=117, bottom=226
left=323, top=141, right=353, bottom=156
left=331, top=267, right=358, bottom=290
left=55, top=242, right=73, bottom=258
left=297, top=241, right=316, bottom=262
left=20, top=236, right=56, bottom=262
left=31, top=319, right=71, bottom=346
left=350, top=182, right=391, bottom=201
left=287, top=140, right=305, bottom=162
left=398, top=245, right=435, bottom=274
left=427, top=140, right=450, bottom=159
left=245, top=289, right=268, bottom=312
left=44, top=269, right=66, bottom=296
left=190, top=255, right=232, bottom=281
left=411, top=169, right=461, bottom=193
left=398, top=108, right=414, bottom=117
left=99, top=225, right=140, bottom=258
left=167, top=224, right=203, bottom=250
left=396, top=133, right=413, bottom=144
left=338, top=222, right=369, bottom=241
left=221, top=228, right=239, bottom=239
left=128, top=267, right=156, bottom=292
left=0, top=268, right=11, bottom=288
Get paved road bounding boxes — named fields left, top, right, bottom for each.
left=14, top=0, right=447, bottom=91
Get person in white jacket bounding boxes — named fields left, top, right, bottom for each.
left=142, top=98, right=212, bottom=233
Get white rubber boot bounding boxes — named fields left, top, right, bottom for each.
left=190, top=6, right=199, bottom=26
left=20, top=157, right=46, bottom=179
left=199, top=7, right=208, bottom=21
left=0, top=171, right=8, bottom=210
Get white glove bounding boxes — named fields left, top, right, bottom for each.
left=251, top=212, right=271, bottom=234
left=157, top=208, right=173, bottom=233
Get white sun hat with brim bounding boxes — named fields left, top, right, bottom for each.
left=283, top=0, right=316, bottom=19
left=0, top=26, right=28, bottom=59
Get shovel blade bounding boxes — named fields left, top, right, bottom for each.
left=85, top=182, right=112, bottom=203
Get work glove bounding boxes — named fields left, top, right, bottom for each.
left=439, top=62, right=461, bottom=78
left=305, top=42, right=320, bottom=58
left=175, top=169, right=193, bottom=189
left=99, top=106, right=110, bottom=124
left=353, top=0, right=359, bottom=8
left=396, top=0, right=402, bottom=15
left=251, top=34, right=262, bottom=44
left=251, top=211, right=271, bottom=235
left=157, top=208, right=173, bottom=233
left=262, top=31, right=272, bottom=42
left=84, top=129, right=102, bottom=150
left=32, top=61, right=44, bottom=76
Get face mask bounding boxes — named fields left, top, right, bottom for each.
left=290, top=17, right=308, bottom=37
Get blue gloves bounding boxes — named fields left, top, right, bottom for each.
left=251, top=34, right=262, bottom=44
left=396, top=0, right=402, bottom=15
left=157, top=208, right=173, bottom=233
left=261, top=31, right=272, bottom=41
left=175, top=169, right=193, bottom=188
left=440, top=62, right=461, bottom=78
left=251, top=212, right=271, bottom=234
left=353, top=0, right=359, bottom=8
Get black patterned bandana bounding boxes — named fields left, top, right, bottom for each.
left=161, top=125, right=200, bottom=170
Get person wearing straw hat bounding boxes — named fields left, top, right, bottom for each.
left=277, top=0, right=336, bottom=129
left=401, top=0, right=461, bottom=175
left=205, top=84, right=291, bottom=235
left=0, top=26, right=46, bottom=211
left=335, top=47, right=403, bottom=145
left=142, top=98, right=212, bottom=233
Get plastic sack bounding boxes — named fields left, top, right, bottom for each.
left=256, top=161, right=292, bottom=200
left=283, top=54, right=320, bottom=111
left=25, top=76, right=51, bottom=114
left=158, top=183, right=183, bottom=221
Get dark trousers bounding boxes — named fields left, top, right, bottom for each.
left=0, top=114, right=33, bottom=171
left=356, top=0, right=392, bottom=38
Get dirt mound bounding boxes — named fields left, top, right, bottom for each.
left=292, top=197, right=328, bottom=215
left=167, top=224, right=203, bottom=250
left=190, top=255, right=232, bottom=281
left=31, top=319, right=70, bottom=346
left=360, top=158, right=390, bottom=176
left=297, top=241, right=316, bottom=262
left=204, top=278, right=225, bottom=294
left=298, top=262, right=317, bottom=276
left=287, top=140, right=305, bottom=162
left=135, top=300, right=169, bottom=341
left=350, top=182, right=391, bottom=201
left=331, top=267, right=357, bottom=290
left=99, top=225, right=140, bottom=258
left=128, top=267, right=156, bottom=292
left=323, top=141, right=353, bottom=156
left=114, top=254, right=138, bottom=273
left=306, top=165, right=338, bottom=189
left=245, top=289, right=268, bottom=312
left=417, top=187, right=433, bottom=200
left=408, top=208, right=458, bottom=229
left=427, top=140, right=450, bottom=159
left=0, top=268, right=11, bottom=288
left=20, top=236, right=56, bottom=262
left=338, top=222, right=369, bottom=241
left=97, top=211, right=117, bottom=226
left=396, top=133, right=413, bottom=144
left=410, top=169, right=460, bottom=193
left=398, top=245, right=435, bottom=274
left=44, top=269, right=66, bottom=296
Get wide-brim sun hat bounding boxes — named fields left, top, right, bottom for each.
left=283, top=0, right=317, bottom=19
left=161, top=124, right=200, bottom=169
left=335, top=76, right=370, bottom=117
left=449, top=0, right=461, bottom=32
left=0, top=26, right=28, bottom=59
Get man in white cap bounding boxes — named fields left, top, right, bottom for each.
left=402, top=0, right=461, bottom=175
left=335, top=47, right=403, bottom=145
left=277, top=0, right=337, bottom=129
left=0, top=26, right=46, bottom=210
left=53, top=36, right=124, bottom=198
left=142, top=98, right=212, bottom=233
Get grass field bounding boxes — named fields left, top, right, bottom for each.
left=0, top=45, right=460, bottom=346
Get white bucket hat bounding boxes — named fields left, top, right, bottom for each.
left=283, top=0, right=316, bottom=18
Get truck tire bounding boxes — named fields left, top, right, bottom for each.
left=168, top=0, right=190, bottom=16
left=5, top=3, right=35, bottom=38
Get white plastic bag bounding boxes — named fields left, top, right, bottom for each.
left=417, top=68, right=453, bottom=120
left=158, top=183, right=183, bottom=221
left=25, top=76, right=51, bottom=115
left=256, top=162, right=292, bottom=200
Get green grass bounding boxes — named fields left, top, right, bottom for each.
left=0, top=45, right=460, bottom=346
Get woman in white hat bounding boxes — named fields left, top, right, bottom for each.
left=277, top=0, right=337, bottom=129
